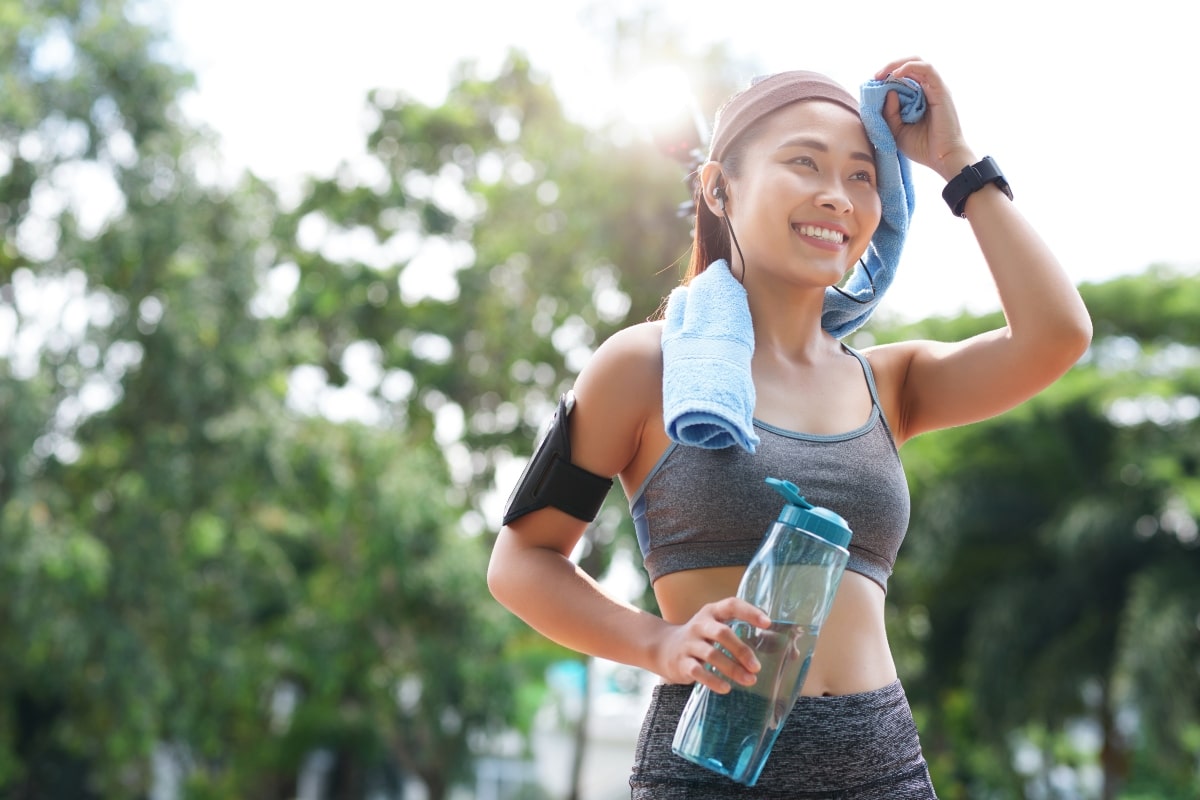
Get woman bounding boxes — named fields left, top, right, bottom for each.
left=488, top=57, right=1091, bottom=798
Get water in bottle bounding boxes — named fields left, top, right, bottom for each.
left=671, top=477, right=853, bottom=786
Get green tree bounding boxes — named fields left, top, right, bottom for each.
left=1, top=0, right=216, bottom=793
left=1, top=2, right=521, bottom=798
left=884, top=268, right=1200, bottom=798
left=270, top=50, right=691, bottom=498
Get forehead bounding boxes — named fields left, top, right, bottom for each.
left=756, top=100, right=872, bottom=154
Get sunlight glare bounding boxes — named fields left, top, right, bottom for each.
left=616, top=65, right=708, bottom=152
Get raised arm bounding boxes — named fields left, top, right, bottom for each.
left=869, top=58, right=1092, bottom=445
left=486, top=321, right=770, bottom=692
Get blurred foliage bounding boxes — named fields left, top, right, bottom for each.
left=1, top=1, right=1199, bottom=799
left=886, top=269, right=1200, bottom=798
left=1, top=0, right=526, bottom=797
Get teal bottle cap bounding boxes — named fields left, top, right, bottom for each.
left=765, top=477, right=853, bottom=549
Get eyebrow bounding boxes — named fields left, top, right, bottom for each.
left=778, top=136, right=876, bottom=165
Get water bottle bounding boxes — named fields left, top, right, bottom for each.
left=671, top=477, right=853, bottom=786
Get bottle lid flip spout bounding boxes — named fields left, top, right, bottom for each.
left=765, top=477, right=853, bottom=549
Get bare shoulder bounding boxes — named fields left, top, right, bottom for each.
left=860, top=338, right=924, bottom=377
left=568, top=320, right=665, bottom=478
left=578, top=320, right=664, bottom=393
left=595, top=319, right=665, bottom=361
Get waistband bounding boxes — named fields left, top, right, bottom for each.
left=633, top=681, right=932, bottom=797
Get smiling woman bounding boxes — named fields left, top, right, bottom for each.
left=487, top=59, right=1092, bottom=798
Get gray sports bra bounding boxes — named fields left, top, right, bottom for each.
left=629, top=347, right=910, bottom=592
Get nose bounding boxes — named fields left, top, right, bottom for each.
left=816, top=178, right=853, bottom=215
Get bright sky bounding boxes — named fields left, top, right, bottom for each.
left=166, top=0, right=1199, bottom=322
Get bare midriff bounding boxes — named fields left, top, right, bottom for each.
left=653, top=566, right=897, bottom=697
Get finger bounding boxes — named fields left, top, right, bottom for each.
left=680, top=639, right=738, bottom=693
left=882, top=89, right=902, bottom=128
left=689, top=658, right=736, bottom=694
left=692, top=640, right=759, bottom=690
left=710, top=629, right=762, bottom=685
left=710, top=597, right=771, bottom=629
left=893, top=64, right=952, bottom=103
left=874, top=56, right=925, bottom=80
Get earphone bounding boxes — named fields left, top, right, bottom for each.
left=712, top=183, right=726, bottom=211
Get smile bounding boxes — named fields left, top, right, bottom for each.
left=793, top=224, right=846, bottom=244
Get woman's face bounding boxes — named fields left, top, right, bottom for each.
left=724, top=100, right=882, bottom=291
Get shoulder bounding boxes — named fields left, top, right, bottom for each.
left=859, top=338, right=923, bottom=379
left=581, top=320, right=664, bottom=387
left=567, top=320, right=665, bottom=478
left=598, top=319, right=665, bottom=357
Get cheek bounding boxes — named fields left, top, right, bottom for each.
left=862, top=188, right=883, bottom=219
left=859, top=192, right=883, bottom=234
left=850, top=202, right=882, bottom=265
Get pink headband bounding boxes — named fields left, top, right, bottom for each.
left=708, top=71, right=859, bottom=162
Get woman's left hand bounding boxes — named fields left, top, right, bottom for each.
left=875, top=57, right=975, bottom=181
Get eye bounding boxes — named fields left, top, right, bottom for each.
left=791, top=155, right=818, bottom=169
left=850, top=169, right=875, bottom=185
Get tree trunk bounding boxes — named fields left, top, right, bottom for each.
left=1099, top=697, right=1130, bottom=800
left=566, top=658, right=592, bottom=800
left=330, top=751, right=368, bottom=800
left=421, top=771, right=448, bottom=800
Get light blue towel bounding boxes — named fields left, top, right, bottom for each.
left=661, top=259, right=761, bottom=452
left=822, top=76, right=925, bottom=338
left=661, top=78, right=925, bottom=453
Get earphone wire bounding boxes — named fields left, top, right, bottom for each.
left=832, top=259, right=877, bottom=304
left=722, top=212, right=747, bottom=284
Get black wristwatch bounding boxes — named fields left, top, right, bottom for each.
left=941, top=156, right=1013, bottom=218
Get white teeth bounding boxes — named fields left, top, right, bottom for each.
left=797, top=224, right=845, bottom=243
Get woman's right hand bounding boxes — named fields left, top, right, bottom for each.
left=653, top=598, right=773, bottom=693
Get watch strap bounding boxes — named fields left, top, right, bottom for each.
left=941, top=156, right=1013, bottom=217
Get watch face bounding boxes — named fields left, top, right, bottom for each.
left=980, top=158, right=1012, bottom=195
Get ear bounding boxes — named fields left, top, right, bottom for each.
left=699, top=161, right=727, bottom=216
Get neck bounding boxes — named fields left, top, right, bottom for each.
left=745, top=282, right=837, bottom=365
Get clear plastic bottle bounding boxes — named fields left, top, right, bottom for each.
left=671, top=477, right=853, bottom=786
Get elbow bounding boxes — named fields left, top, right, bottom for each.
left=1070, top=303, right=1099, bottom=359
left=1047, top=289, right=1094, bottom=360
left=1014, top=303, right=1092, bottom=381
left=486, top=540, right=509, bottom=605
left=486, top=528, right=528, bottom=610
left=1066, top=306, right=1094, bottom=362
left=1046, top=306, right=1093, bottom=374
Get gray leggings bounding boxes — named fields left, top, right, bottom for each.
left=630, top=680, right=937, bottom=799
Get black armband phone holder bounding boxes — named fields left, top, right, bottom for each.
left=502, top=392, right=614, bottom=526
